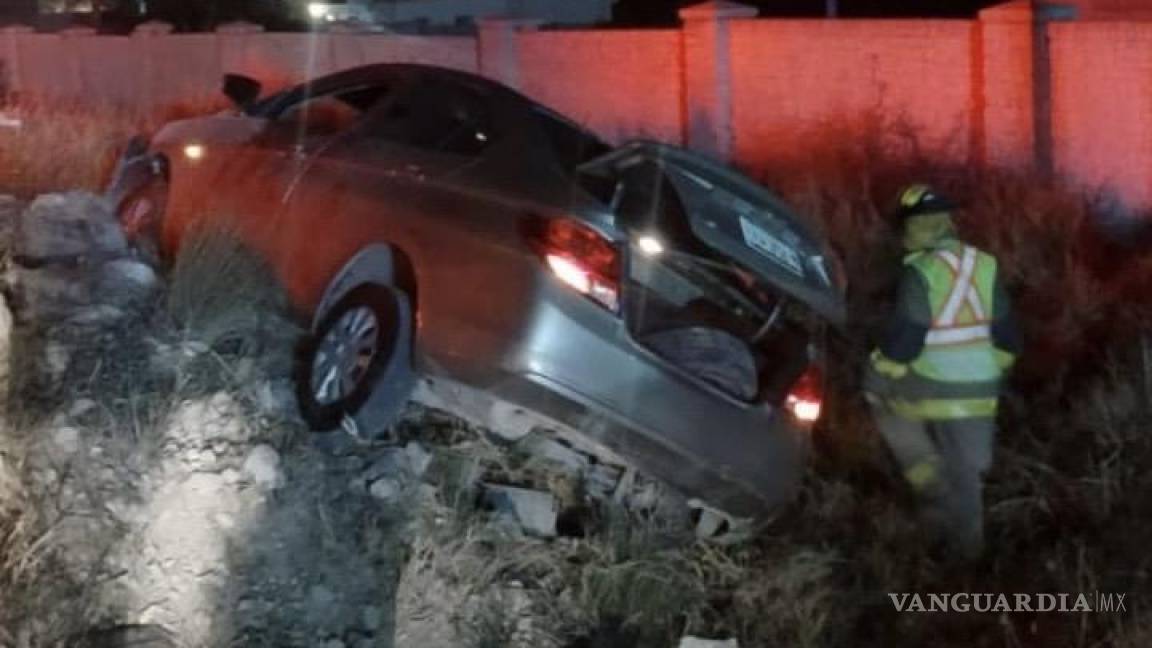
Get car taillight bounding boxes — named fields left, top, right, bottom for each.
left=785, top=364, right=823, bottom=423
left=533, top=218, right=620, bottom=313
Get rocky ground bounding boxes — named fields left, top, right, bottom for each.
left=0, top=193, right=418, bottom=647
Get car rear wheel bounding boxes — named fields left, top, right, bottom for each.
left=296, top=284, right=415, bottom=437
left=116, top=177, right=168, bottom=265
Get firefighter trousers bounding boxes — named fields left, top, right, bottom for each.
left=871, top=408, right=996, bottom=560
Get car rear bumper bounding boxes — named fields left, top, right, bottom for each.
left=419, top=281, right=808, bottom=519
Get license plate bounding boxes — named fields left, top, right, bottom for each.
left=738, top=215, right=804, bottom=276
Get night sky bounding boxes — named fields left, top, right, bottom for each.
left=615, top=0, right=1008, bottom=25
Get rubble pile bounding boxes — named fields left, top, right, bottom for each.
left=0, top=193, right=406, bottom=647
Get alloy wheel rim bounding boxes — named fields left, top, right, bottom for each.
left=311, top=305, right=380, bottom=406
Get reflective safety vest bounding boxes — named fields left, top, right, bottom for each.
left=886, top=241, right=1008, bottom=420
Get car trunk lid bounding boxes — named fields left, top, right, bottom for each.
left=580, top=140, right=845, bottom=325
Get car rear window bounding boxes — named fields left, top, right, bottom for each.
left=534, top=107, right=611, bottom=175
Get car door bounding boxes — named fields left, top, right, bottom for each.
left=207, top=81, right=398, bottom=266
left=273, top=76, right=500, bottom=314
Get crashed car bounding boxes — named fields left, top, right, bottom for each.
left=106, top=63, right=845, bottom=539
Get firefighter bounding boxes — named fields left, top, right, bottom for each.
left=864, top=184, right=1020, bottom=561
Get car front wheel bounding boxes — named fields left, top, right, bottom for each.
left=296, top=284, right=415, bottom=438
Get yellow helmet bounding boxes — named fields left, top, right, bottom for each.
left=897, top=184, right=957, bottom=219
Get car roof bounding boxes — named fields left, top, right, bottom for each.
left=265, top=63, right=606, bottom=144
left=296, top=63, right=517, bottom=103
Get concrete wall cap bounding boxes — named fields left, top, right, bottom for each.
left=0, top=25, right=34, bottom=35
left=679, top=1, right=759, bottom=21
left=133, top=20, right=174, bottom=36
left=216, top=21, right=265, bottom=35
left=59, top=26, right=97, bottom=37
left=979, top=0, right=1036, bottom=23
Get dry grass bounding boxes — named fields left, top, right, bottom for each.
left=0, top=98, right=228, bottom=198
left=0, top=101, right=140, bottom=197
left=166, top=223, right=301, bottom=365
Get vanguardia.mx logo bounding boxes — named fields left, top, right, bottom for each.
left=888, top=592, right=1128, bottom=613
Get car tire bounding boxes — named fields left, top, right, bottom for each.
left=296, top=284, right=415, bottom=437
left=116, top=176, right=168, bottom=266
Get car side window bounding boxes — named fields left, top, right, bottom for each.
left=273, top=84, right=392, bottom=146
left=364, top=80, right=493, bottom=156
left=535, top=108, right=611, bottom=174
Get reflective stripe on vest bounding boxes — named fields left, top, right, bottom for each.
left=907, top=243, right=1002, bottom=386
left=925, top=247, right=991, bottom=347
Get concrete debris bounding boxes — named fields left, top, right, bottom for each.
left=50, top=426, right=82, bottom=458
left=519, top=435, right=589, bottom=475
left=403, top=442, right=432, bottom=478
left=67, top=398, right=97, bottom=418
left=96, top=258, right=160, bottom=305
left=482, top=484, right=559, bottom=537
left=242, top=444, right=284, bottom=490
left=362, top=441, right=431, bottom=490
left=168, top=393, right=252, bottom=444
left=254, top=379, right=300, bottom=420
left=369, top=477, right=402, bottom=501
left=362, top=449, right=408, bottom=484
left=486, top=402, right=540, bottom=442
left=678, top=638, right=739, bottom=648
left=43, top=340, right=71, bottom=380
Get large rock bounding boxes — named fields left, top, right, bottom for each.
left=3, top=192, right=160, bottom=327
left=13, top=192, right=126, bottom=262
left=242, top=444, right=285, bottom=490
left=96, top=258, right=160, bottom=307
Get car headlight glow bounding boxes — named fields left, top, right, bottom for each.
left=307, top=2, right=328, bottom=19
left=636, top=235, right=665, bottom=257
left=183, top=143, right=205, bottom=160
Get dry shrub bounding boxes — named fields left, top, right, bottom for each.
left=0, top=97, right=230, bottom=198
left=0, top=100, right=139, bottom=196
left=166, top=223, right=300, bottom=362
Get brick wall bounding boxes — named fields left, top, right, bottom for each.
left=727, top=19, right=975, bottom=169
left=1050, top=21, right=1152, bottom=207
left=516, top=29, right=683, bottom=144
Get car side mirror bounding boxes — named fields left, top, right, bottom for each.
left=222, top=74, right=263, bottom=112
